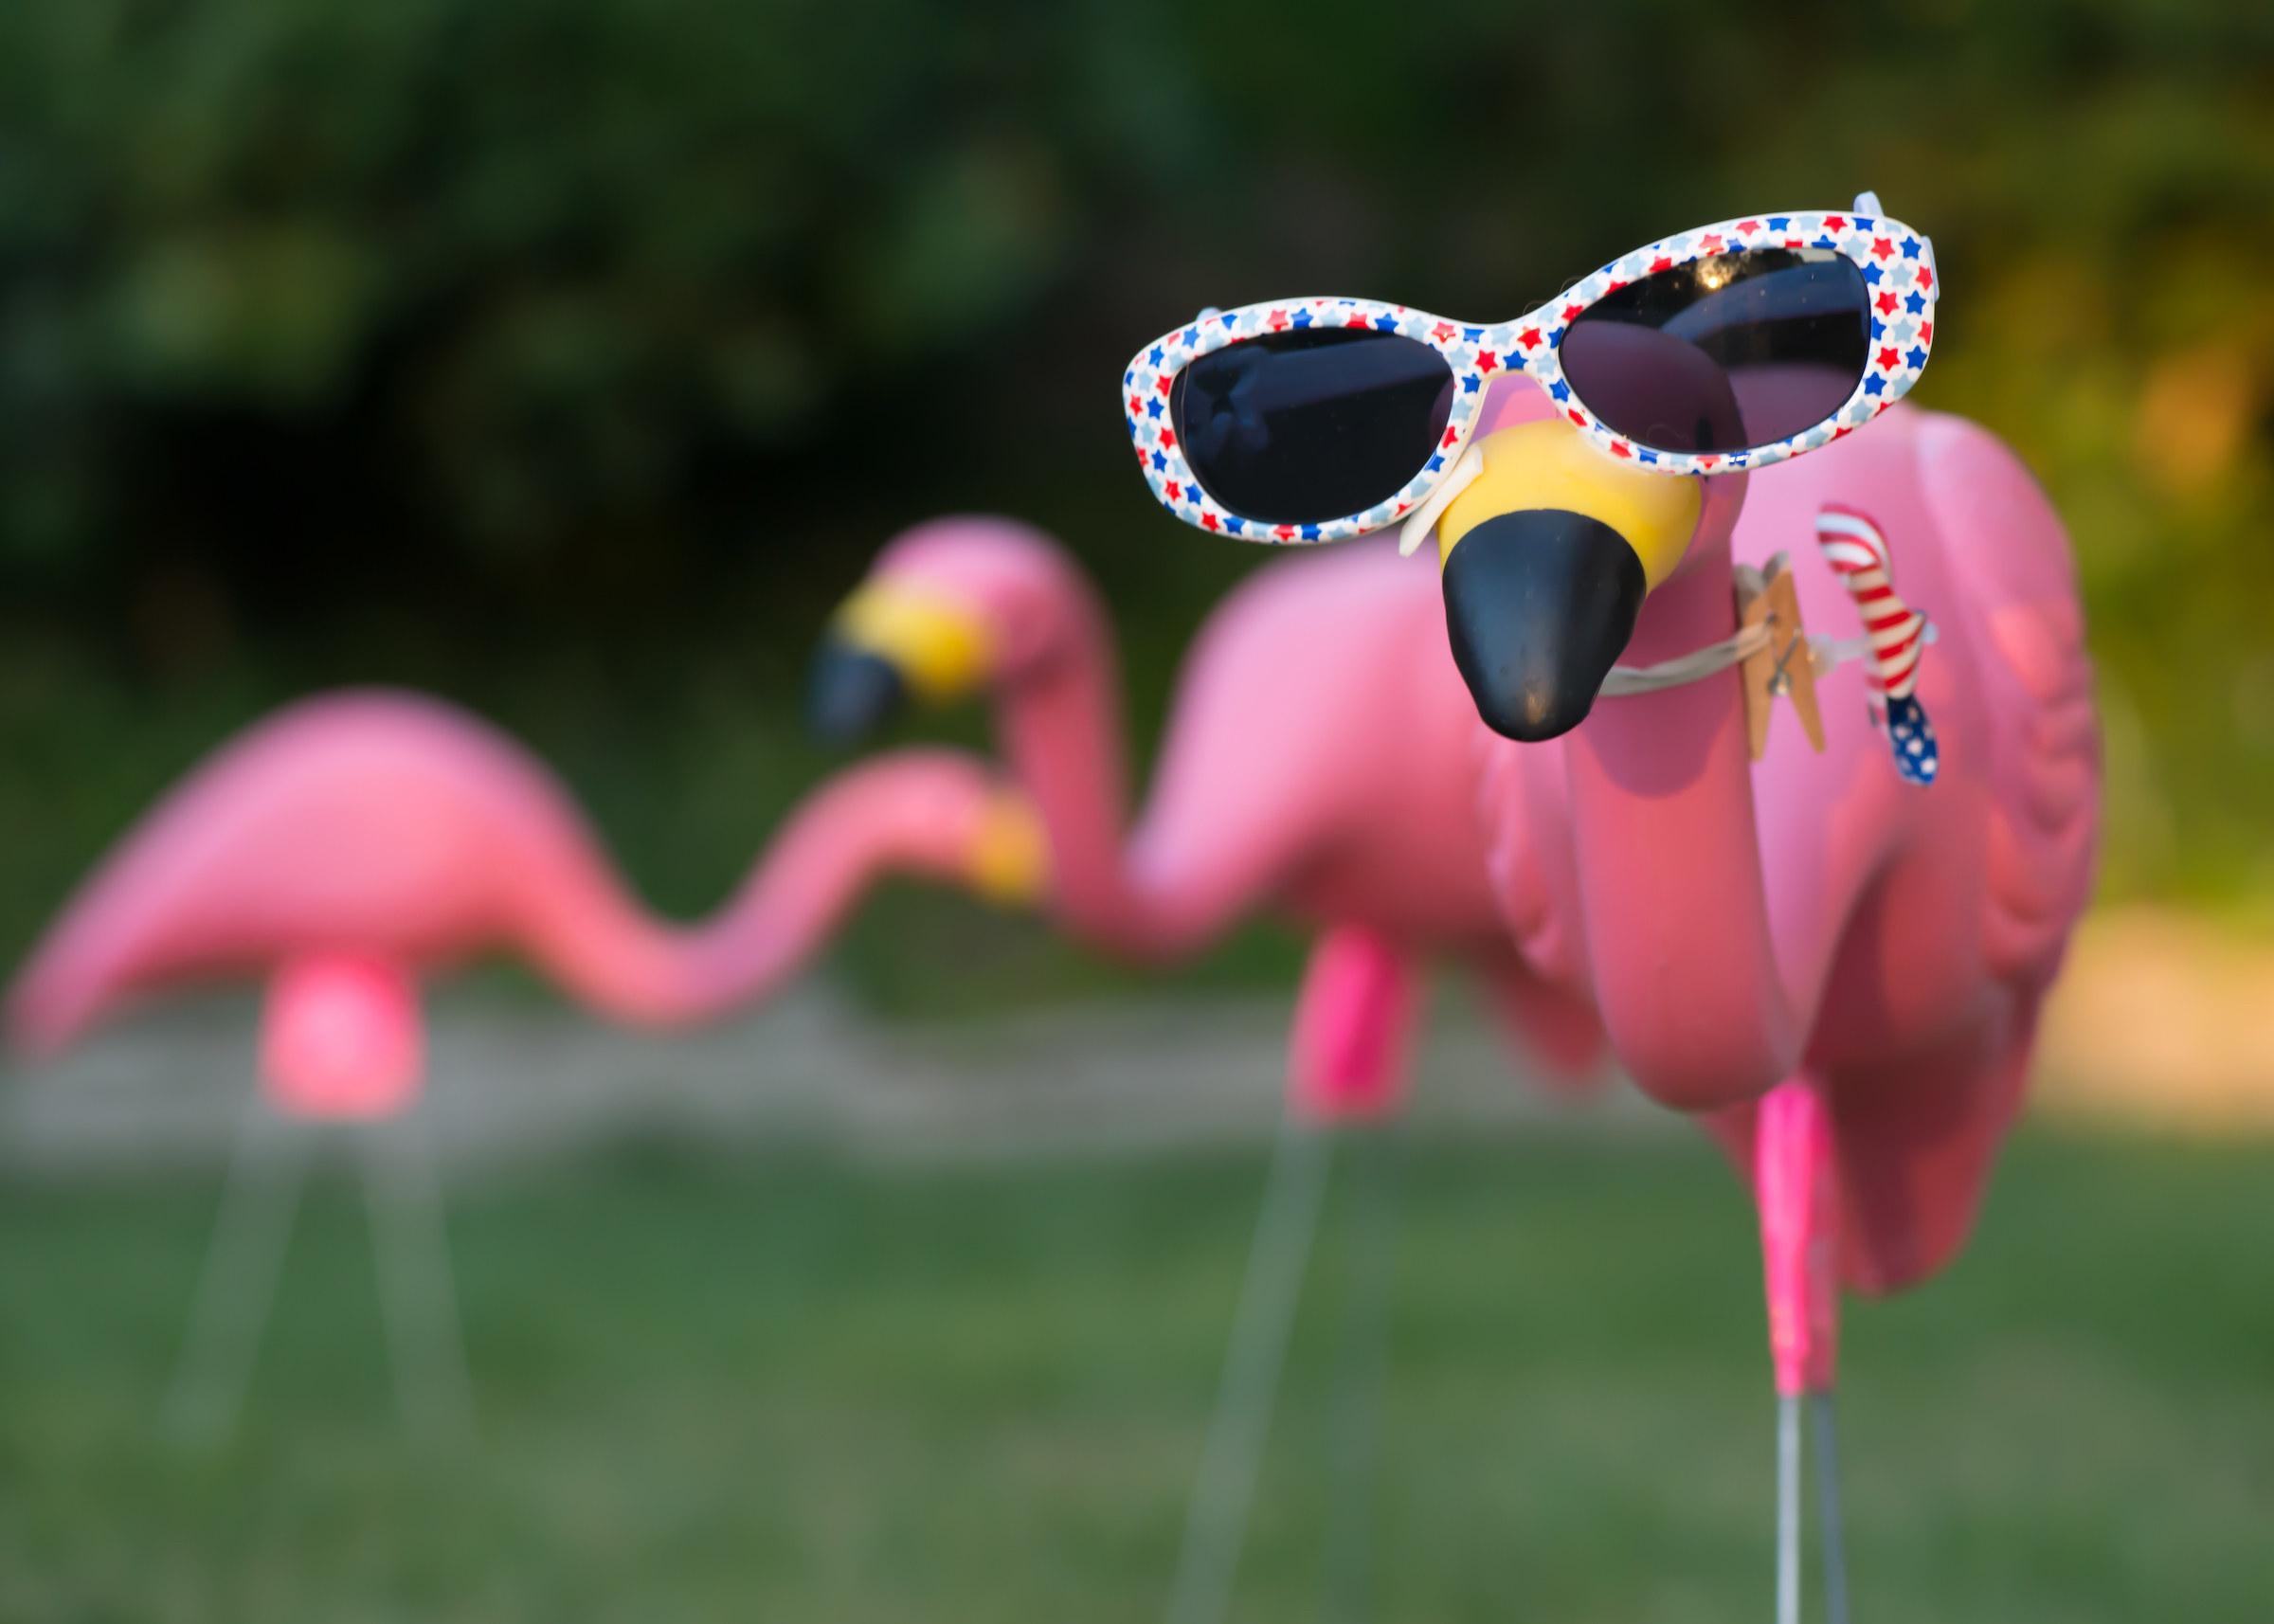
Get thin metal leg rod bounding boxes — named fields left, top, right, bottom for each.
left=165, top=1092, right=310, bottom=1446
left=1812, top=1390, right=1850, bottom=1624
left=1777, top=1390, right=1802, bottom=1624
left=1320, top=1122, right=1400, bottom=1624
left=1164, top=1114, right=1334, bottom=1624
left=361, top=1110, right=476, bottom=1444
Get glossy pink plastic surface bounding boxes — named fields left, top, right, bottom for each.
left=1757, top=1078, right=1840, bottom=1395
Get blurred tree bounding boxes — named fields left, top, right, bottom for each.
left=0, top=0, right=2270, bottom=983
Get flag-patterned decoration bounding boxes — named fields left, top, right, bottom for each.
left=1125, top=210, right=1940, bottom=545
left=1815, top=504, right=1939, bottom=786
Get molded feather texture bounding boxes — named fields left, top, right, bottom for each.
left=1912, top=413, right=2102, bottom=987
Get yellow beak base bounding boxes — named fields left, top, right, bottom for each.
left=1436, top=421, right=1701, bottom=590
left=829, top=581, right=996, bottom=704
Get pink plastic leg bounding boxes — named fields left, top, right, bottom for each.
left=1756, top=1075, right=1840, bottom=1397
left=1286, top=926, right=1419, bottom=1124
left=261, top=953, right=424, bottom=1121
left=1756, top=1074, right=1848, bottom=1624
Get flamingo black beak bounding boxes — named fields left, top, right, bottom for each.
left=806, top=642, right=906, bottom=746
left=804, top=577, right=996, bottom=748
left=1433, top=421, right=1703, bottom=742
left=1443, top=511, right=1646, bottom=742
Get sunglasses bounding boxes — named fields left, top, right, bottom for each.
left=1124, top=203, right=1937, bottom=546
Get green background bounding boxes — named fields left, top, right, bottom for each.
left=4, top=0, right=2273, bottom=1001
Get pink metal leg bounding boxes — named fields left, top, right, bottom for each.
left=1756, top=1076, right=1848, bottom=1624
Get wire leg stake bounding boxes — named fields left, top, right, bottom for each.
left=1164, top=1113, right=1334, bottom=1624
left=1812, top=1391, right=1850, bottom=1624
left=1321, top=1122, right=1401, bottom=1624
left=1777, top=1391, right=1803, bottom=1624
left=165, top=1090, right=310, bottom=1446
left=362, top=1109, right=476, bottom=1444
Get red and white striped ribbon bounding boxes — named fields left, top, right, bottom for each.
left=1814, top=505, right=1924, bottom=700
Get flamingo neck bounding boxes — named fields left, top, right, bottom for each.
left=989, top=590, right=1149, bottom=947
left=520, top=751, right=1011, bottom=1028
left=1557, top=534, right=1805, bottom=1110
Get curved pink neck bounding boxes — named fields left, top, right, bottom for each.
left=1559, top=547, right=1804, bottom=1110
left=518, top=750, right=1005, bottom=1027
left=991, top=601, right=1146, bottom=947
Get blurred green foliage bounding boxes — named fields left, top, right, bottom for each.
left=2, top=0, right=2272, bottom=989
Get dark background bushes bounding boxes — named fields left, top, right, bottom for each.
left=2, top=0, right=2271, bottom=1002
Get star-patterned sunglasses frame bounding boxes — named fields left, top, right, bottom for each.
left=1124, top=208, right=1938, bottom=546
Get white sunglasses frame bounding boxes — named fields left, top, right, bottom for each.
left=1123, top=208, right=1938, bottom=546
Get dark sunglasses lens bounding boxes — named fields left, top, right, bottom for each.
left=1171, top=329, right=1454, bottom=525
left=1560, top=249, right=1870, bottom=455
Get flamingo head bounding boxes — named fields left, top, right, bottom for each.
left=1435, top=370, right=1747, bottom=741
left=806, top=516, right=1099, bottom=747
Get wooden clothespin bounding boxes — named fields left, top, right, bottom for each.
left=1733, top=552, right=1825, bottom=761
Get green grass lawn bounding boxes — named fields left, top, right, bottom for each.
left=1, top=1129, right=2269, bottom=1621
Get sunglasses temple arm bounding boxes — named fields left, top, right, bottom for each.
left=1398, top=444, right=1488, bottom=558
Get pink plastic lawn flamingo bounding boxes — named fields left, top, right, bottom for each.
left=8, top=691, right=1045, bottom=1440
left=806, top=509, right=1615, bottom=1620
left=805, top=371, right=2096, bottom=1615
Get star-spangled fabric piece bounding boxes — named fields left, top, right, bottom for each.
left=1883, top=695, right=1939, bottom=786
left=1816, top=504, right=1938, bottom=786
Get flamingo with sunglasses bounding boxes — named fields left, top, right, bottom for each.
left=804, top=193, right=2098, bottom=1620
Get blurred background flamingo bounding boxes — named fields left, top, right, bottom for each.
left=6, top=691, right=1046, bottom=1441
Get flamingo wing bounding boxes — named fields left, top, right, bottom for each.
left=1912, top=411, right=2103, bottom=990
